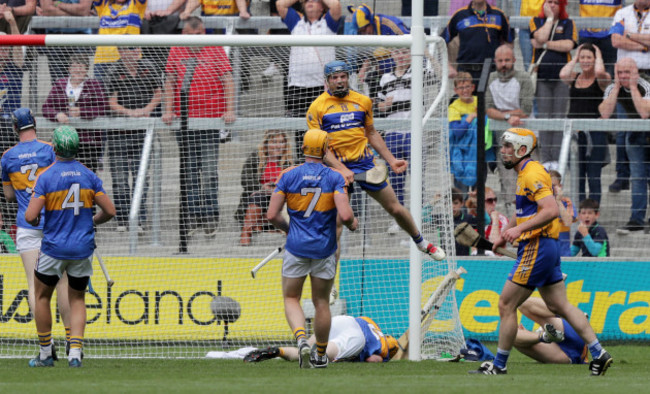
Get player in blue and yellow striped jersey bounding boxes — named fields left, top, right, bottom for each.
left=25, top=126, right=115, bottom=368
left=244, top=315, right=399, bottom=363
left=267, top=129, right=358, bottom=369
left=1, top=108, right=74, bottom=358
left=306, top=60, right=445, bottom=262
left=471, top=128, right=611, bottom=376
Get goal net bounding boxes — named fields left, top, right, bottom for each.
left=0, top=32, right=463, bottom=359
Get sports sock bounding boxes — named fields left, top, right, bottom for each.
left=588, top=340, right=604, bottom=359
left=411, top=233, right=429, bottom=251
left=493, top=348, right=510, bottom=369
left=538, top=331, right=550, bottom=343
left=69, top=336, right=83, bottom=360
left=316, top=342, right=327, bottom=357
left=278, top=348, right=285, bottom=358
left=293, top=327, right=307, bottom=344
left=38, top=331, right=53, bottom=359
left=65, top=327, right=71, bottom=345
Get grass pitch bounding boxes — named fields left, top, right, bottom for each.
left=1, top=345, right=648, bottom=393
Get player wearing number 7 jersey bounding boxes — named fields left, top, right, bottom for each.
left=25, top=126, right=115, bottom=368
left=267, top=129, right=358, bottom=369
left=1, top=108, right=73, bottom=360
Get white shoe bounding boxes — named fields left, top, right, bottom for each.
left=387, top=222, right=400, bottom=235
left=423, top=243, right=446, bottom=261
left=542, top=323, right=565, bottom=343
left=262, top=63, right=280, bottom=77
left=298, top=341, right=312, bottom=369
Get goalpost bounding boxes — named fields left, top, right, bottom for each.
left=0, top=31, right=463, bottom=359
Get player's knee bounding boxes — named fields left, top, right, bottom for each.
left=34, top=270, right=59, bottom=287
left=67, top=275, right=90, bottom=292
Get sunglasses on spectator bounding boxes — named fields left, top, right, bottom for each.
left=485, top=198, right=498, bottom=204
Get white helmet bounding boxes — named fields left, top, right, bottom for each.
left=501, top=128, right=537, bottom=159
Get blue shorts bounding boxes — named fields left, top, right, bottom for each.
left=346, top=159, right=389, bottom=193
left=558, top=318, right=588, bottom=364
left=508, top=237, right=563, bottom=289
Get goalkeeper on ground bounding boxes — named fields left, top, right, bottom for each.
left=244, top=315, right=398, bottom=363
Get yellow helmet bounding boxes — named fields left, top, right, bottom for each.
left=386, top=335, right=399, bottom=359
left=302, top=129, right=329, bottom=158
left=501, top=127, right=537, bottom=159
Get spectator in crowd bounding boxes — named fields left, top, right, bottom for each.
left=599, top=57, right=650, bottom=234
left=0, top=0, right=35, bottom=34
left=466, top=186, right=508, bottom=256
left=549, top=169, right=576, bottom=257
left=515, top=297, right=589, bottom=365
left=572, top=198, right=610, bottom=257
left=348, top=3, right=410, bottom=99
left=451, top=187, right=476, bottom=256
left=92, top=0, right=147, bottom=82
left=519, top=0, right=544, bottom=70
left=146, top=0, right=184, bottom=19
left=559, top=43, right=611, bottom=204
left=42, top=54, right=108, bottom=173
left=163, top=16, right=235, bottom=247
left=266, top=128, right=358, bottom=368
left=25, top=125, right=115, bottom=368
left=105, top=46, right=162, bottom=232
left=236, top=129, right=293, bottom=246
left=578, top=0, right=621, bottom=76
left=486, top=44, right=534, bottom=209
left=448, top=0, right=495, bottom=16
left=141, top=0, right=183, bottom=75
left=448, top=72, right=494, bottom=193
left=307, top=60, right=446, bottom=262
left=0, top=211, right=16, bottom=253
left=443, top=0, right=513, bottom=82
left=530, top=0, right=577, bottom=171
left=275, top=0, right=341, bottom=161
left=36, top=0, right=94, bottom=82
left=0, top=12, right=26, bottom=233
left=244, top=315, right=398, bottom=364
left=1, top=108, right=71, bottom=352
left=607, top=0, right=650, bottom=193
left=180, top=0, right=250, bottom=21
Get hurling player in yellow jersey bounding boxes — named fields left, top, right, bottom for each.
left=306, top=60, right=445, bottom=261
left=471, top=128, right=612, bottom=376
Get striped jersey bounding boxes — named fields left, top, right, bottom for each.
left=32, top=160, right=106, bottom=260
left=199, top=0, right=244, bottom=15
left=1, top=139, right=55, bottom=229
left=515, top=160, right=560, bottom=241
left=355, top=317, right=393, bottom=362
left=579, top=0, right=622, bottom=38
left=93, top=0, right=147, bottom=64
left=377, top=66, right=412, bottom=124
left=274, top=162, right=346, bottom=259
left=306, top=90, right=374, bottom=172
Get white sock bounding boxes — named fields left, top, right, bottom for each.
left=40, top=344, right=52, bottom=359
left=69, top=348, right=82, bottom=361
left=416, top=238, right=429, bottom=251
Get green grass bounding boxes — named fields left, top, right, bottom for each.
left=1, top=345, right=648, bottom=393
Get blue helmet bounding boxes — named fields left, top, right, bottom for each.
left=12, top=107, right=35, bottom=133
left=324, top=60, right=351, bottom=79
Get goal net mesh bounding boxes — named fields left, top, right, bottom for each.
left=0, top=35, right=463, bottom=359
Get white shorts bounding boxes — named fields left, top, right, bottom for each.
left=282, top=250, right=337, bottom=280
left=15, top=227, right=42, bottom=253
left=35, top=252, right=93, bottom=279
left=329, top=315, right=366, bottom=361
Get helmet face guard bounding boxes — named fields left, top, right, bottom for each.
left=500, top=128, right=537, bottom=169
left=324, top=60, right=351, bottom=98
left=12, top=107, right=35, bottom=133
left=302, top=129, right=329, bottom=159
left=52, top=125, right=80, bottom=159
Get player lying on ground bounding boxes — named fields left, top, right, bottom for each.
left=244, top=315, right=398, bottom=363
left=515, top=297, right=588, bottom=364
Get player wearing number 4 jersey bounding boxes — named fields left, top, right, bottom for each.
left=1, top=108, right=71, bottom=361
left=25, top=126, right=115, bottom=368
left=267, top=129, right=358, bottom=369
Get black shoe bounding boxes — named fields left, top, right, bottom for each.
left=310, top=345, right=328, bottom=368
left=616, top=220, right=645, bottom=235
left=469, top=361, right=507, bottom=375
left=243, top=347, right=280, bottom=363
left=609, top=179, right=629, bottom=193
left=589, top=351, right=613, bottom=376
left=51, top=341, right=58, bottom=361
left=65, top=341, right=84, bottom=360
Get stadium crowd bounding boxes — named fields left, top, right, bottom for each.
left=0, top=0, right=646, bottom=255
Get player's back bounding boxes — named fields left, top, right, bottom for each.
left=33, top=159, right=105, bottom=260
left=275, top=162, right=346, bottom=259
left=516, top=160, right=560, bottom=241
left=1, top=139, right=55, bottom=229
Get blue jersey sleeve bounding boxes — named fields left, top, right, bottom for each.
left=282, top=8, right=301, bottom=32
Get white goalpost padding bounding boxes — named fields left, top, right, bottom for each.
left=0, top=30, right=463, bottom=359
